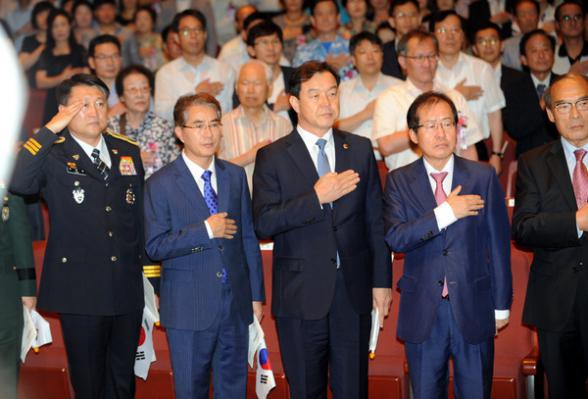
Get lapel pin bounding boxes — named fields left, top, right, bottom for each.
left=343, top=143, right=350, bottom=150
left=112, top=149, right=119, bottom=155
left=72, top=154, right=80, bottom=160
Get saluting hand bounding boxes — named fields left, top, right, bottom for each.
left=314, top=169, right=360, bottom=205
left=45, top=99, right=84, bottom=134
left=445, top=185, right=484, bottom=219
left=207, top=212, right=238, bottom=239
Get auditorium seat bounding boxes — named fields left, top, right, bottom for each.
left=377, top=160, right=388, bottom=189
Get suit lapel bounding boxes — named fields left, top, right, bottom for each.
left=409, top=159, right=437, bottom=213
left=173, top=157, right=211, bottom=216
left=104, top=134, right=122, bottom=182
left=451, top=157, right=471, bottom=195
left=285, top=130, right=320, bottom=184
left=333, top=130, right=350, bottom=173
left=215, top=159, right=230, bottom=213
left=547, top=141, right=576, bottom=210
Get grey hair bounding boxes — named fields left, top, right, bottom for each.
left=237, top=59, right=273, bottom=85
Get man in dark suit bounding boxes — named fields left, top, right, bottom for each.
left=11, top=74, right=148, bottom=399
left=472, top=22, right=554, bottom=156
left=512, top=73, right=588, bottom=399
left=385, top=92, right=512, bottom=398
left=144, top=93, right=264, bottom=399
left=0, top=192, right=36, bottom=399
left=252, top=61, right=392, bottom=399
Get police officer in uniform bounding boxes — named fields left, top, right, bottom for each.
left=11, top=74, right=154, bottom=399
left=0, top=189, right=36, bottom=399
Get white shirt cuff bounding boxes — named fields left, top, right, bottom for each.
left=495, top=309, right=510, bottom=320
left=204, top=220, right=214, bottom=239
left=576, top=221, right=583, bottom=238
left=434, top=201, right=458, bottom=231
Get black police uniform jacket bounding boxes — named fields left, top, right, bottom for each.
left=11, top=128, right=145, bottom=316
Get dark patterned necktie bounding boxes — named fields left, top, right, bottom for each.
left=91, top=149, right=109, bottom=181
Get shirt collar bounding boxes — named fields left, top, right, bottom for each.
left=530, top=72, right=551, bottom=87
left=558, top=41, right=588, bottom=59
left=182, top=151, right=216, bottom=180
left=178, top=55, right=210, bottom=72
left=423, top=154, right=455, bottom=175
left=70, top=133, right=108, bottom=160
left=297, top=125, right=334, bottom=149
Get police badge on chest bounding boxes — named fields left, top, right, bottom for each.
left=125, top=185, right=135, bottom=205
left=72, top=181, right=85, bottom=204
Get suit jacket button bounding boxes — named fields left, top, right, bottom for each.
left=218, top=245, right=224, bottom=252
left=438, top=280, right=444, bottom=286
left=61, top=257, right=68, bottom=263
left=216, top=271, right=223, bottom=278
left=442, top=249, right=448, bottom=256
left=105, top=206, right=112, bottom=212
left=107, top=231, right=113, bottom=237
left=111, top=256, right=118, bottom=262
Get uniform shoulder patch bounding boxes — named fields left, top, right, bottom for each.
left=54, top=136, right=65, bottom=144
left=105, top=128, right=139, bottom=147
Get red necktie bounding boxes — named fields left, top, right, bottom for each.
left=573, top=149, right=588, bottom=209
left=431, top=172, right=449, bottom=298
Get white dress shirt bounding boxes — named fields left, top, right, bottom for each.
left=182, top=151, right=217, bottom=238
left=71, top=134, right=112, bottom=168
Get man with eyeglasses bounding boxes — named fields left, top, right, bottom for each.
left=88, top=34, right=124, bottom=118
left=373, top=30, right=481, bottom=171
left=513, top=73, right=588, bottom=398
left=472, top=22, right=553, bottom=157
left=384, top=91, right=512, bottom=399
left=553, top=0, right=588, bottom=76
left=432, top=10, right=506, bottom=174
left=155, top=10, right=235, bottom=122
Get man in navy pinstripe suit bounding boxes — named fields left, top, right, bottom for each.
left=144, top=93, right=265, bottom=399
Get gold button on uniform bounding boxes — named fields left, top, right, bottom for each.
left=111, top=256, right=117, bottom=262
left=105, top=206, right=112, bottom=212
left=61, top=257, right=68, bottom=263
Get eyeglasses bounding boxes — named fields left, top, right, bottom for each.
left=180, top=27, right=205, bottom=37
left=402, top=54, right=437, bottom=62
left=182, top=121, right=222, bottom=131
left=254, top=38, right=281, bottom=47
left=416, top=118, right=456, bottom=131
left=476, top=38, right=499, bottom=46
left=125, top=86, right=150, bottom=96
left=553, top=98, right=588, bottom=114
left=560, top=14, right=582, bottom=24
left=435, top=26, right=462, bottom=35
left=93, top=54, right=121, bottom=62
left=393, top=11, right=418, bottom=19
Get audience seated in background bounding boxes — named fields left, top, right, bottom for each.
left=122, top=6, right=165, bottom=71
left=94, top=0, right=130, bottom=44
left=18, top=1, right=54, bottom=88
left=88, top=34, right=124, bottom=117
left=382, top=0, right=421, bottom=79
left=340, top=0, right=376, bottom=39
left=552, top=0, right=588, bottom=76
left=273, top=0, right=311, bottom=62
left=502, top=0, right=541, bottom=71
left=72, top=0, right=98, bottom=49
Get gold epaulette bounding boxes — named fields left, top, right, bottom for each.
left=22, top=137, right=43, bottom=155
left=105, top=129, right=139, bottom=147
left=143, top=265, right=161, bottom=278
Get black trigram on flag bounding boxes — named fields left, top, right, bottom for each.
left=260, top=375, right=269, bottom=384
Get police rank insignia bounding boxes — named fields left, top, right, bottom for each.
left=119, top=156, right=137, bottom=176
left=72, top=187, right=85, bottom=204
left=125, top=187, right=136, bottom=205
left=2, top=196, right=9, bottom=222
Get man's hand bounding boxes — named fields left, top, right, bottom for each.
left=495, top=317, right=509, bottom=333
left=140, top=151, right=157, bottom=167
left=445, top=185, right=484, bottom=219
left=455, top=79, right=484, bottom=101
left=325, top=53, right=351, bottom=71
left=372, top=288, right=392, bottom=328
left=576, top=203, right=588, bottom=231
left=489, top=154, right=502, bottom=175
left=45, top=99, right=85, bottom=133
left=314, top=170, right=360, bottom=204
left=252, top=301, right=263, bottom=322
left=361, top=100, right=376, bottom=121
left=196, top=79, right=224, bottom=96
left=207, top=212, right=237, bottom=239
left=570, top=60, right=588, bottom=75
left=273, top=90, right=290, bottom=113
left=22, top=296, right=37, bottom=311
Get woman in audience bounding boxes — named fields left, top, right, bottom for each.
left=369, top=0, right=390, bottom=24
left=72, top=0, right=98, bottom=48
left=117, top=0, right=137, bottom=27
left=59, top=0, right=74, bottom=15
left=108, top=65, right=179, bottom=178
left=19, top=1, right=54, bottom=88
left=36, top=8, right=87, bottom=123
left=122, top=6, right=165, bottom=71
left=273, top=0, right=310, bottom=61
left=340, top=0, right=375, bottom=39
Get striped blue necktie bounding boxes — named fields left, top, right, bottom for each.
left=201, top=170, right=227, bottom=283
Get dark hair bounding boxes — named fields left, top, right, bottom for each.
left=115, top=64, right=154, bottom=97
left=243, top=11, right=265, bottom=32
left=32, top=1, right=55, bottom=30
left=397, top=30, right=438, bottom=56
left=161, top=24, right=174, bottom=42
left=407, top=91, right=458, bottom=131
left=544, top=73, right=588, bottom=109
left=56, top=73, right=109, bottom=105
left=72, top=1, right=93, bottom=20
left=519, top=28, right=555, bottom=56
left=349, top=31, right=382, bottom=54
left=93, top=0, right=116, bottom=9
left=311, top=0, right=340, bottom=16
left=88, top=34, right=121, bottom=57
left=173, top=93, right=221, bottom=127
left=235, top=4, right=256, bottom=23
left=514, top=0, right=540, bottom=16
left=46, top=9, right=77, bottom=50
left=472, top=21, right=501, bottom=42
left=134, top=5, right=157, bottom=26
left=554, top=0, right=583, bottom=22
left=375, top=20, right=394, bottom=36
left=428, top=10, right=462, bottom=33
left=390, top=0, right=419, bottom=16
left=288, top=61, right=340, bottom=98
left=172, top=9, right=207, bottom=32
left=342, top=0, right=375, bottom=20
left=246, top=20, right=283, bottom=47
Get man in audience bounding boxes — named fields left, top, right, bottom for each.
left=553, top=0, right=588, bottom=76
left=385, top=91, right=511, bottom=399
left=88, top=34, right=124, bottom=117
left=11, top=74, right=147, bottom=399
left=94, top=0, right=130, bottom=43
left=155, top=10, right=234, bottom=121
left=502, top=0, right=540, bottom=71
left=161, top=24, right=182, bottom=62
left=218, top=5, right=257, bottom=73
left=293, top=0, right=355, bottom=80
left=373, top=30, right=481, bottom=171
left=520, top=29, right=559, bottom=102
left=338, top=31, right=401, bottom=158
left=513, top=73, right=588, bottom=399
left=144, top=92, right=264, bottom=399
left=381, top=0, right=421, bottom=79
left=219, top=60, right=292, bottom=189
left=473, top=22, right=554, bottom=156
left=253, top=60, right=391, bottom=399
left=246, top=20, right=295, bottom=122
left=432, top=10, right=506, bottom=174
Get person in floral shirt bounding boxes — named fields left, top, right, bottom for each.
left=108, top=64, right=179, bottom=178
